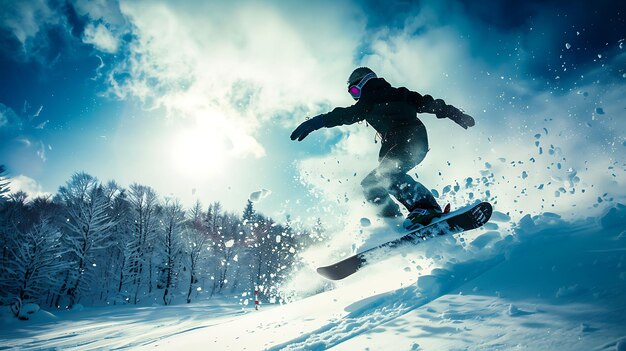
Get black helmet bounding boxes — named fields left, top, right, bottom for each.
left=347, top=67, right=377, bottom=100
left=347, top=67, right=376, bottom=86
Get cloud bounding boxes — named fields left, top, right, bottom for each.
left=1, top=0, right=623, bottom=225
left=92, top=0, right=624, bottom=223
left=8, top=174, right=51, bottom=200
left=0, top=110, right=7, bottom=128
left=72, top=0, right=127, bottom=27
left=0, top=0, right=129, bottom=64
left=82, top=22, right=118, bottom=53
left=0, top=0, right=59, bottom=46
left=0, top=103, right=21, bottom=131
left=105, top=0, right=366, bottom=159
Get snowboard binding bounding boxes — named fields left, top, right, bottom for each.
left=403, top=203, right=451, bottom=230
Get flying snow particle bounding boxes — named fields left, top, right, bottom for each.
left=275, top=235, right=281, bottom=243
left=565, top=43, right=571, bottom=49
left=360, top=218, right=371, bottom=227
left=233, top=254, right=238, bottom=262
left=249, top=189, right=272, bottom=202
left=224, top=239, right=235, bottom=248
left=196, top=287, right=202, bottom=292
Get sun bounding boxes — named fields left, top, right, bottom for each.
left=170, top=127, right=227, bottom=178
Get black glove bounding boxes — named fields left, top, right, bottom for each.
left=445, top=109, right=475, bottom=129
left=452, top=112, right=475, bottom=129
left=290, top=116, right=324, bottom=141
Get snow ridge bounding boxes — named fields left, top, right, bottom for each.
left=269, top=204, right=626, bottom=350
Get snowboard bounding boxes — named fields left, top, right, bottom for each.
left=316, top=201, right=493, bottom=280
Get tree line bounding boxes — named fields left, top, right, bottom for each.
left=0, top=166, right=327, bottom=318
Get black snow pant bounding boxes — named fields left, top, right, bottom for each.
left=361, top=125, right=441, bottom=218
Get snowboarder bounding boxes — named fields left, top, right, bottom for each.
left=290, top=67, right=475, bottom=227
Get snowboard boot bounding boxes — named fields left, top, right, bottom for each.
left=403, top=203, right=451, bottom=230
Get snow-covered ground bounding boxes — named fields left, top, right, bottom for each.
left=2, top=204, right=625, bottom=350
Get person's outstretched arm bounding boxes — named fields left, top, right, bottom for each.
left=402, top=88, right=475, bottom=129
left=290, top=103, right=368, bottom=141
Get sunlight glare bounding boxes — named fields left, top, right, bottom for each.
left=171, top=127, right=226, bottom=177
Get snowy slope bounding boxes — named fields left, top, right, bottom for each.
left=137, top=204, right=626, bottom=351
left=2, top=204, right=625, bottom=350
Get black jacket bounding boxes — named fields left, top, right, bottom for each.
left=314, top=78, right=461, bottom=136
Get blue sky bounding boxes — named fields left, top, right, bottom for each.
left=1, top=0, right=624, bottom=224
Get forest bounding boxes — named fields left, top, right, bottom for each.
left=0, top=165, right=326, bottom=319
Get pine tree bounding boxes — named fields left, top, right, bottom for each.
left=242, top=200, right=255, bottom=223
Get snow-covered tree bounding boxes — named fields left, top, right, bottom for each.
left=1, top=192, right=30, bottom=294
left=0, top=165, right=9, bottom=202
left=184, top=201, right=211, bottom=303
left=57, top=172, right=116, bottom=307
left=108, top=188, right=134, bottom=303
left=158, top=199, right=185, bottom=305
left=127, top=183, right=160, bottom=304
left=205, top=205, right=241, bottom=294
left=0, top=171, right=320, bottom=309
left=1, top=218, right=65, bottom=312
left=92, top=181, right=126, bottom=304
left=242, top=200, right=255, bottom=223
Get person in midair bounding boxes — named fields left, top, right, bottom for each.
left=290, top=67, right=475, bottom=228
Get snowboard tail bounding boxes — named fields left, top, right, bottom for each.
left=317, top=202, right=493, bottom=280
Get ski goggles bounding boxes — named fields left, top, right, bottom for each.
left=347, top=72, right=377, bottom=100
